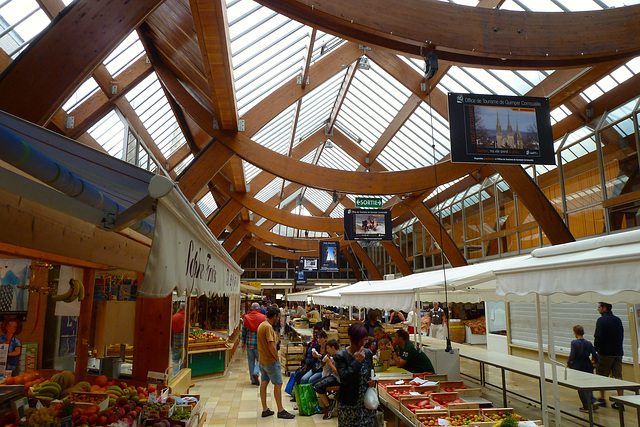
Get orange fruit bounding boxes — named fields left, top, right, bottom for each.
left=95, top=375, right=108, bottom=387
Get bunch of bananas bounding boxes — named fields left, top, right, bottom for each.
left=31, top=381, right=62, bottom=403
left=51, top=278, right=85, bottom=303
left=106, top=385, right=127, bottom=406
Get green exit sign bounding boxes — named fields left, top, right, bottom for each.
left=355, top=197, right=383, bottom=208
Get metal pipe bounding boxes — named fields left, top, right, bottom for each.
left=0, top=125, right=154, bottom=237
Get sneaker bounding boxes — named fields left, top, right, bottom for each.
left=327, top=399, right=336, bottom=415
left=323, top=410, right=333, bottom=420
left=579, top=407, right=589, bottom=413
left=612, top=402, right=625, bottom=411
left=252, top=373, right=260, bottom=384
left=596, top=399, right=606, bottom=407
left=277, top=410, right=295, bottom=419
left=262, top=409, right=274, bottom=417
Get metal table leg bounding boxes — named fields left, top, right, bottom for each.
left=587, top=397, right=594, bottom=427
left=501, top=368, right=507, bottom=407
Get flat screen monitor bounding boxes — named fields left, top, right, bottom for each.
left=343, top=208, right=392, bottom=241
left=294, top=270, right=307, bottom=285
left=299, top=257, right=319, bottom=272
left=448, top=92, right=555, bottom=165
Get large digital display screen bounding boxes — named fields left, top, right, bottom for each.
left=299, top=257, right=319, bottom=272
left=448, top=92, right=555, bottom=165
left=343, top=209, right=392, bottom=241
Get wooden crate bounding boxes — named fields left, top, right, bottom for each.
left=414, top=409, right=448, bottom=426
left=457, top=388, right=483, bottom=398
left=414, top=372, right=448, bottom=382
left=399, top=395, right=438, bottom=423
left=429, top=391, right=459, bottom=407
left=378, top=385, right=412, bottom=410
left=439, top=380, right=465, bottom=391
left=414, top=384, right=439, bottom=394
left=448, top=408, right=483, bottom=425
left=281, top=342, right=305, bottom=355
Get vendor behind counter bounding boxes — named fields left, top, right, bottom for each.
left=387, top=329, right=434, bottom=374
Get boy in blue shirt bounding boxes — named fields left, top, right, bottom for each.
left=567, top=324, right=599, bottom=413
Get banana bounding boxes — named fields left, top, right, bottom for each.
left=40, top=382, right=61, bottom=393
left=51, top=281, right=74, bottom=302
left=107, top=385, right=124, bottom=395
left=64, top=279, right=81, bottom=303
left=76, top=280, right=85, bottom=302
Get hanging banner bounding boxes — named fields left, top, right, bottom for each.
left=140, top=189, right=242, bottom=298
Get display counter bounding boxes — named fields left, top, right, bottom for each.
left=186, top=327, right=239, bottom=376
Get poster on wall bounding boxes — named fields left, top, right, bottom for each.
left=318, top=241, right=340, bottom=272
left=448, top=92, right=555, bottom=165
left=0, top=259, right=30, bottom=316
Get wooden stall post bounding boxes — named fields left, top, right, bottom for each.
left=132, top=276, right=172, bottom=381
left=75, top=268, right=95, bottom=381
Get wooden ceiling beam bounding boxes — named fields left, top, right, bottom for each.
left=214, top=130, right=479, bottom=195
left=301, top=28, right=317, bottom=90
left=349, top=242, right=382, bottom=280
left=177, top=140, right=235, bottom=201
left=254, top=0, right=640, bottom=67
left=380, top=241, right=413, bottom=276
left=367, top=93, right=422, bottom=165
left=223, top=221, right=250, bottom=254
left=341, top=247, right=363, bottom=281
left=208, top=198, right=244, bottom=238
left=476, top=0, right=505, bottom=7
left=0, top=49, right=11, bottom=73
left=0, top=0, right=164, bottom=125
left=65, top=57, right=154, bottom=139
left=326, top=58, right=359, bottom=133
left=232, top=239, right=253, bottom=264
left=247, top=237, right=312, bottom=260
left=242, top=42, right=363, bottom=137
left=189, top=0, right=239, bottom=130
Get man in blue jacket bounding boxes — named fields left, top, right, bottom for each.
left=594, top=302, right=624, bottom=409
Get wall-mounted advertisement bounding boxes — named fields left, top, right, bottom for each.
left=448, top=92, right=555, bottom=165
left=318, top=241, right=340, bottom=272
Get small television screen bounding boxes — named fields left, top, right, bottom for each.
left=319, top=241, right=340, bottom=272
left=343, top=209, right=392, bottom=241
left=448, top=92, right=555, bottom=165
left=299, top=257, right=319, bottom=272
left=294, top=270, right=307, bottom=285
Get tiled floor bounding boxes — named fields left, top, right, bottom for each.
left=190, top=349, right=338, bottom=426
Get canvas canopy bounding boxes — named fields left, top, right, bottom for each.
left=287, top=284, right=351, bottom=302
left=339, top=256, right=529, bottom=311
left=495, top=229, right=640, bottom=302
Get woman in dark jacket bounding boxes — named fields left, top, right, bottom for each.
left=333, top=323, right=376, bottom=426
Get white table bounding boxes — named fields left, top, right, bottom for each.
left=610, top=394, right=640, bottom=427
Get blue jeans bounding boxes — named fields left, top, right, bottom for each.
left=247, top=347, right=260, bottom=382
left=578, top=390, right=597, bottom=409
left=301, top=370, right=322, bottom=384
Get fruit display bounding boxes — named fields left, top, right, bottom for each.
left=1, top=371, right=46, bottom=391
left=440, top=413, right=486, bottom=426
left=490, top=414, right=522, bottom=427
left=188, top=328, right=222, bottom=343
left=484, top=412, right=527, bottom=423
left=404, top=398, right=436, bottom=412
left=25, top=407, right=62, bottom=427
left=51, top=278, right=85, bottom=303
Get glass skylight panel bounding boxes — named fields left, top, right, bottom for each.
left=600, top=0, right=640, bottom=6
left=602, top=97, right=639, bottom=125
left=292, top=71, right=345, bottom=145
left=580, top=83, right=605, bottom=102
left=612, top=117, right=635, bottom=136
left=499, top=1, right=528, bottom=11
left=62, top=77, right=99, bottom=112
left=304, top=187, right=332, bottom=213
left=103, top=31, right=145, bottom=76
left=251, top=103, right=296, bottom=154
left=196, top=192, right=218, bottom=218
left=309, top=31, right=345, bottom=63
left=438, top=74, right=471, bottom=95
left=174, top=154, right=194, bottom=176
left=87, top=110, right=126, bottom=159
left=447, top=66, right=495, bottom=94
left=125, top=73, right=186, bottom=159
left=255, top=177, right=283, bottom=202
left=0, top=0, right=49, bottom=58
left=550, top=106, right=569, bottom=124
left=317, top=143, right=359, bottom=171
left=329, top=204, right=345, bottom=219
left=300, top=150, right=316, bottom=164
left=610, top=64, right=634, bottom=85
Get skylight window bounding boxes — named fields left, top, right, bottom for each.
left=0, top=0, right=49, bottom=58
left=104, top=31, right=145, bottom=76
left=62, top=77, right=100, bottom=113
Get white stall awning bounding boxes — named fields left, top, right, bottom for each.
left=495, top=229, right=640, bottom=302
left=339, top=256, right=528, bottom=311
left=140, top=188, right=243, bottom=298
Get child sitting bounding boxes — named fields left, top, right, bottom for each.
left=312, top=339, right=341, bottom=420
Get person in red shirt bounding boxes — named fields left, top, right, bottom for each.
left=242, top=302, right=266, bottom=385
left=171, top=303, right=186, bottom=365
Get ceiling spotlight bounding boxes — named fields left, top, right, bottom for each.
left=423, top=51, right=438, bottom=80
left=325, top=140, right=334, bottom=149
left=333, top=190, right=338, bottom=203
